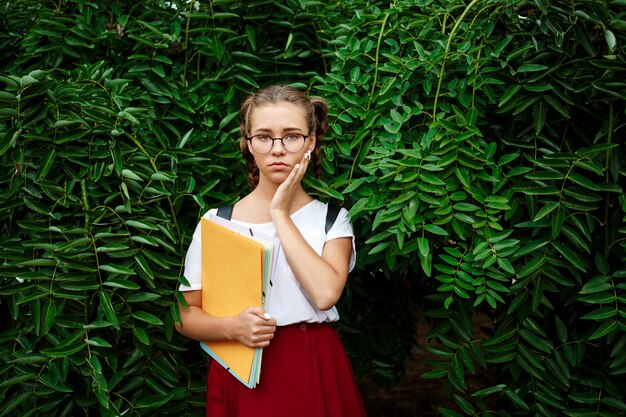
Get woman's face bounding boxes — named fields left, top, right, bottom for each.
left=247, top=102, right=315, bottom=185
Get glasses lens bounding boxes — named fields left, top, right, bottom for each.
left=283, top=134, right=305, bottom=152
left=250, top=136, right=272, bottom=153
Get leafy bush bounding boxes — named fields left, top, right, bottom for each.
left=0, top=0, right=328, bottom=415
left=315, top=0, right=626, bottom=415
left=1, top=0, right=625, bottom=416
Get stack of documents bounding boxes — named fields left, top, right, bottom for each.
left=200, top=214, right=279, bottom=388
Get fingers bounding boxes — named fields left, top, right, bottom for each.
left=248, top=321, right=276, bottom=347
left=246, top=306, right=266, bottom=317
left=285, top=152, right=309, bottom=186
left=236, top=307, right=277, bottom=348
left=246, top=307, right=276, bottom=323
left=298, top=150, right=311, bottom=176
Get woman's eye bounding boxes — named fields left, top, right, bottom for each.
left=256, top=135, right=272, bottom=142
left=284, top=134, right=299, bottom=141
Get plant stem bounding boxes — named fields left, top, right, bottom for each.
left=367, top=2, right=395, bottom=110
left=126, top=133, right=181, bottom=238
left=432, top=0, right=482, bottom=120
left=81, top=179, right=90, bottom=235
left=605, top=102, right=614, bottom=255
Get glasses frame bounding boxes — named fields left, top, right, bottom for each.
left=245, top=133, right=309, bottom=154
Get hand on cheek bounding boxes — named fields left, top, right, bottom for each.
left=270, top=150, right=311, bottom=215
left=295, top=150, right=311, bottom=181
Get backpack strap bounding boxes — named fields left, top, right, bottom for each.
left=217, top=203, right=338, bottom=233
left=216, top=204, right=234, bottom=220
left=325, top=203, right=341, bottom=235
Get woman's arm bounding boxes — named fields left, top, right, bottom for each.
left=269, top=156, right=352, bottom=311
left=175, top=290, right=276, bottom=348
left=274, top=216, right=352, bottom=310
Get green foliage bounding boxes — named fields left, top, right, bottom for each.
left=315, top=0, right=626, bottom=415
left=1, top=0, right=626, bottom=415
left=0, top=0, right=328, bottom=415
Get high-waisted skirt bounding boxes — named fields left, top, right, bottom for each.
left=206, top=322, right=367, bottom=417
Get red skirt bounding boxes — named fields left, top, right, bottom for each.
left=206, top=323, right=367, bottom=417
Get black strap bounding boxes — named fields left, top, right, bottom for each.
left=217, top=203, right=340, bottom=235
left=216, top=204, right=233, bottom=220
left=325, top=203, right=340, bottom=235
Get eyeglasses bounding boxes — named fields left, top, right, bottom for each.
left=246, top=134, right=309, bottom=154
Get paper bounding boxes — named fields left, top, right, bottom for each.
left=200, top=216, right=278, bottom=388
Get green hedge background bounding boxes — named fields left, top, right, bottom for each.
left=1, top=0, right=625, bottom=416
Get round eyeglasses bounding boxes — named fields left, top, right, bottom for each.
left=246, top=134, right=308, bottom=154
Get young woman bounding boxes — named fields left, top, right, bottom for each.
left=176, top=85, right=366, bottom=416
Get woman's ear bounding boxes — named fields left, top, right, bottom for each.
left=307, top=134, right=316, bottom=151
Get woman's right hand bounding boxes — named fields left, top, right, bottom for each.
left=226, top=307, right=277, bottom=348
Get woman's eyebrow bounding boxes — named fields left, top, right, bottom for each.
left=252, top=126, right=305, bottom=133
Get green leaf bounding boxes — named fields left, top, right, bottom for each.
left=133, top=327, right=150, bottom=345
left=424, top=224, right=449, bottom=236
left=568, top=173, right=600, bottom=191
left=453, top=394, right=475, bottom=414
left=122, top=169, right=144, bottom=181
left=516, top=64, right=549, bottom=73
left=41, top=342, right=84, bottom=358
left=497, top=257, right=515, bottom=274
left=516, top=239, right=549, bottom=256
left=103, top=278, right=141, bottom=290
left=131, top=234, right=159, bottom=246
left=555, top=316, right=568, bottom=343
left=517, top=255, right=546, bottom=278
left=135, top=394, right=174, bottom=408
left=533, top=202, right=560, bottom=222
left=99, top=264, right=135, bottom=275
left=416, top=237, right=429, bottom=257
left=133, top=310, right=164, bottom=325
left=420, top=252, right=432, bottom=277
left=579, top=276, right=612, bottom=294
left=38, top=149, right=57, bottom=179
left=438, top=408, right=463, bottom=417
left=604, top=30, right=617, bottom=50
left=41, top=300, right=57, bottom=335
left=151, top=172, right=175, bottom=181
left=579, top=292, right=617, bottom=304
left=602, top=396, right=626, bottom=411
left=420, top=172, right=446, bottom=186
left=581, top=307, right=617, bottom=320
left=0, top=373, right=37, bottom=388
left=519, top=329, right=553, bottom=353
left=505, top=388, right=530, bottom=410
left=522, top=186, right=560, bottom=195
left=455, top=168, right=471, bottom=188
left=534, top=100, right=546, bottom=135
left=86, top=337, right=113, bottom=348
left=532, top=277, right=544, bottom=312
left=0, top=392, right=32, bottom=417
left=552, top=242, right=586, bottom=272
left=98, top=291, right=119, bottom=329
left=472, top=384, right=506, bottom=396
left=588, top=320, right=618, bottom=340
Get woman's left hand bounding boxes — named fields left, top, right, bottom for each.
left=269, top=151, right=310, bottom=216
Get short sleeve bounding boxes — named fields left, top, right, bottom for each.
left=178, top=209, right=217, bottom=291
left=325, top=207, right=357, bottom=272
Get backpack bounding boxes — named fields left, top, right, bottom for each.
left=216, top=202, right=340, bottom=234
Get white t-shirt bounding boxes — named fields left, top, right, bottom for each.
left=179, top=199, right=356, bottom=326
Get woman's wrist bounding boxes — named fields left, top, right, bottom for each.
left=221, top=316, right=235, bottom=341
left=269, top=208, right=290, bottom=222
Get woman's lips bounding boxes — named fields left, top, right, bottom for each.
left=270, top=162, right=288, bottom=169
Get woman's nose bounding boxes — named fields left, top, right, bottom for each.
left=270, top=139, right=286, bottom=154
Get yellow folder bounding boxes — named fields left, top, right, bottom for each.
left=200, top=218, right=267, bottom=388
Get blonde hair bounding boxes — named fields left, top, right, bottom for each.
left=239, top=85, right=329, bottom=189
